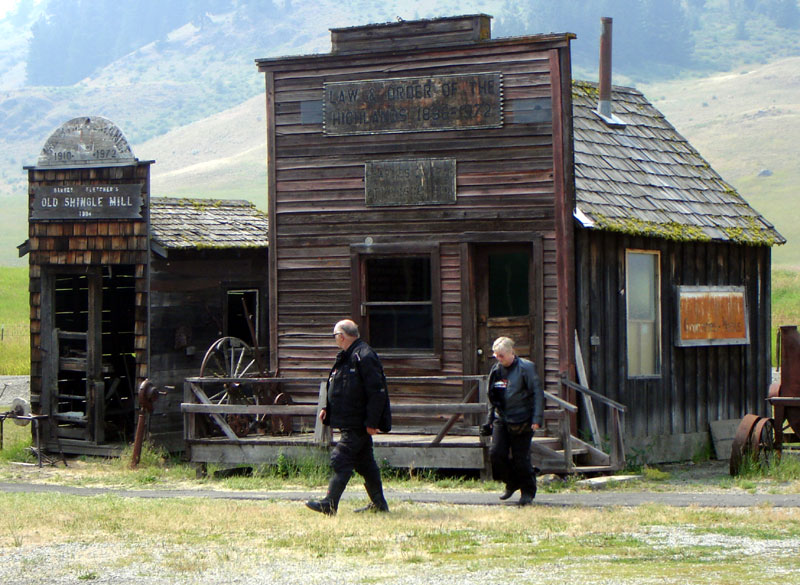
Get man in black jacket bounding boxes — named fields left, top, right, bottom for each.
left=305, top=319, right=390, bottom=515
left=483, top=336, right=544, bottom=506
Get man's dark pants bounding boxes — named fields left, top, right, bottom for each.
left=490, top=421, right=537, bottom=497
left=324, top=428, right=386, bottom=509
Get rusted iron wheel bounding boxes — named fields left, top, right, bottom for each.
left=750, top=416, right=775, bottom=469
left=271, top=392, right=293, bottom=436
left=730, top=414, right=760, bottom=476
left=729, top=414, right=775, bottom=476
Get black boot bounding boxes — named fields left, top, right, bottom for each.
left=305, top=499, right=336, bottom=515
left=518, top=491, right=535, bottom=506
left=356, top=480, right=389, bottom=513
left=353, top=501, right=389, bottom=513
left=499, top=485, right=518, bottom=501
left=306, top=472, right=348, bottom=515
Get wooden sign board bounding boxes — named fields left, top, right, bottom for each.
left=676, top=286, right=749, bottom=346
left=366, top=159, right=456, bottom=206
left=31, top=184, right=145, bottom=220
left=38, top=116, right=135, bottom=167
left=324, top=72, right=503, bottom=135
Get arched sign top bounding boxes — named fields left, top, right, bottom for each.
left=38, top=116, right=136, bottom=168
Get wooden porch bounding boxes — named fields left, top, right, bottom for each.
left=181, top=374, right=626, bottom=476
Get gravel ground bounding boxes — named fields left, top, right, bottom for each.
left=0, top=375, right=28, bottom=406
left=2, top=525, right=799, bottom=585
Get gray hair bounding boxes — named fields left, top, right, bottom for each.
left=335, top=319, right=359, bottom=338
left=492, top=336, right=515, bottom=354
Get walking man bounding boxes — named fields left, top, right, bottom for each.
left=483, top=336, right=544, bottom=506
left=305, top=319, right=390, bottom=515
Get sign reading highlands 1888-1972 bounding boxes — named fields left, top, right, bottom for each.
left=324, top=73, right=503, bottom=135
left=31, top=184, right=144, bottom=220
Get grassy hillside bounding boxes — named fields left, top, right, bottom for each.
left=139, top=94, right=268, bottom=206
left=1, top=2, right=798, bottom=267
left=642, top=57, right=800, bottom=268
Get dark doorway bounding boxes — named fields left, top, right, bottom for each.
left=43, top=266, right=136, bottom=446
left=474, top=242, right=542, bottom=375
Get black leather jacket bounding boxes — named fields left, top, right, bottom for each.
left=324, top=338, right=388, bottom=430
left=486, top=356, right=544, bottom=426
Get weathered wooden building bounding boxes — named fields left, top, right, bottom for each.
left=22, top=117, right=268, bottom=456
left=251, top=15, right=584, bottom=472
left=571, top=76, right=783, bottom=461
left=251, top=14, right=782, bottom=465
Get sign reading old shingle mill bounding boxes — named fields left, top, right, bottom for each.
left=31, top=184, right=144, bottom=220
left=31, top=116, right=144, bottom=220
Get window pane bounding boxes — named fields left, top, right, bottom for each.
left=364, top=256, right=433, bottom=350
left=368, top=305, right=433, bottom=350
left=627, top=253, right=656, bottom=320
left=366, top=257, right=431, bottom=302
left=488, top=252, right=529, bottom=317
left=626, top=251, right=660, bottom=377
left=227, top=290, right=258, bottom=342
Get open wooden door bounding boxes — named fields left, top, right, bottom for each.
left=473, top=240, right=543, bottom=376
left=41, top=267, right=137, bottom=451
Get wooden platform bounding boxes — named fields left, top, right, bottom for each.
left=187, top=431, right=489, bottom=471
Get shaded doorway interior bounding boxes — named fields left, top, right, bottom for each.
left=46, top=266, right=137, bottom=446
left=474, top=241, right=543, bottom=377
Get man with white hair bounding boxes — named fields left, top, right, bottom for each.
left=305, top=319, right=390, bottom=515
left=482, top=336, right=543, bottom=506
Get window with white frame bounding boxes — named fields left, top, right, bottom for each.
left=626, top=250, right=661, bottom=377
left=352, top=244, right=441, bottom=355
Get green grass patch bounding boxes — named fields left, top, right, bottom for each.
left=0, top=415, right=34, bottom=464
left=772, top=268, right=800, bottom=364
left=0, top=265, right=29, bottom=375
left=734, top=452, right=800, bottom=482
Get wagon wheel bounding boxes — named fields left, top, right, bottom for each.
left=730, top=414, right=759, bottom=476
left=750, top=417, right=775, bottom=470
left=199, top=337, right=259, bottom=437
left=729, top=414, right=775, bottom=476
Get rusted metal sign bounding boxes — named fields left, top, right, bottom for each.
left=31, top=184, right=144, bottom=220
left=324, top=73, right=503, bottom=135
left=365, top=158, right=456, bottom=206
left=676, top=286, right=749, bottom=346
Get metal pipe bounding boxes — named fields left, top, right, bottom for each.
left=598, top=17, right=613, bottom=119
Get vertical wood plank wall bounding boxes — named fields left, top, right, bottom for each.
left=261, top=37, right=573, bottom=405
left=575, top=229, right=772, bottom=450
left=148, top=249, right=268, bottom=448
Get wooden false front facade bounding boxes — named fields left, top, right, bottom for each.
left=25, top=118, right=151, bottom=455
left=24, top=118, right=271, bottom=457
left=256, top=17, right=577, bottom=428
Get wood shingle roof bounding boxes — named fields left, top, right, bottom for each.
left=150, top=197, right=268, bottom=250
left=572, top=81, right=784, bottom=246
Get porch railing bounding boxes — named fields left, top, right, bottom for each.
left=181, top=373, right=626, bottom=473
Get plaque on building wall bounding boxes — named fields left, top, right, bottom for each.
left=675, top=286, right=749, bottom=347
left=366, top=159, right=456, bottom=206
left=37, top=116, right=136, bottom=167
left=324, top=73, right=503, bottom=135
left=31, top=184, right=144, bottom=220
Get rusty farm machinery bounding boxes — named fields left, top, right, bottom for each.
left=730, top=325, right=800, bottom=475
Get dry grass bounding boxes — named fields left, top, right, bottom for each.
left=1, top=493, right=799, bottom=583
